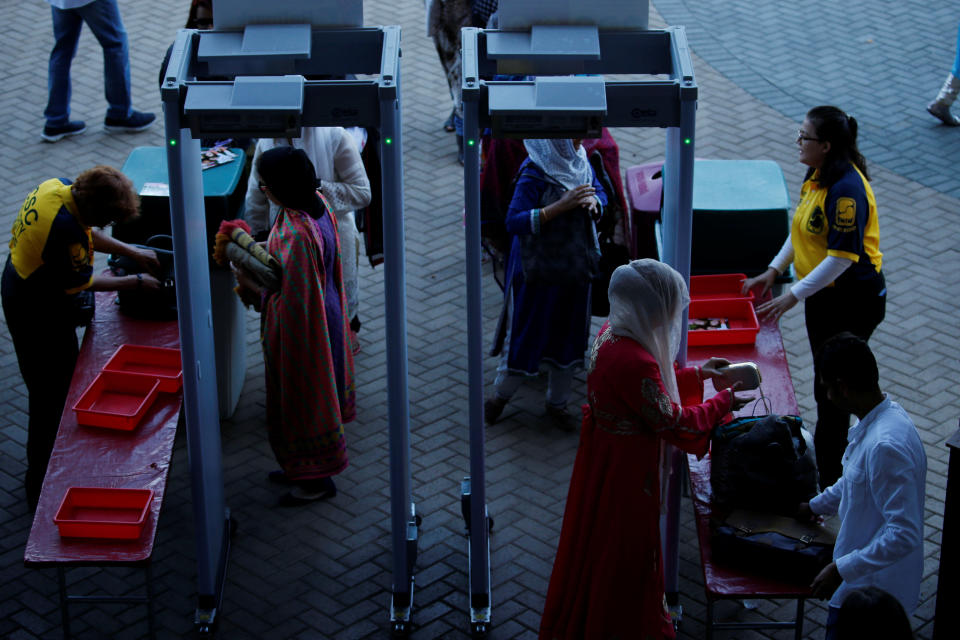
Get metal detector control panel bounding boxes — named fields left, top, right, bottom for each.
left=183, top=75, right=304, bottom=138
left=487, top=75, right=606, bottom=138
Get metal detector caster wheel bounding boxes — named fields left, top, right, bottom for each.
left=414, top=514, right=422, bottom=527
left=391, top=620, right=412, bottom=638
left=195, top=624, right=215, bottom=639
left=487, top=516, right=494, bottom=533
left=471, top=622, right=490, bottom=639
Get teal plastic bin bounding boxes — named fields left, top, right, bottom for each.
left=689, top=159, right=790, bottom=276
left=118, top=146, right=249, bottom=419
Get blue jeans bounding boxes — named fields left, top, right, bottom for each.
left=44, top=0, right=131, bottom=126
left=953, top=22, right=960, bottom=77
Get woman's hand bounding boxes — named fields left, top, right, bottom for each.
left=729, top=385, right=753, bottom=412
left=231, top=263, right=259, bottom=293
left=550, top=184, right=597, bottom=216
left=584, top=195, right=600, bottom=216
left=754, top=291, right=799, bottom=321
left=700, top=357, right=731, bottom=381
left=742, top=267, right=778, bottom=297
left=138, top=273, right=162, bottom=290
left=129, top=246, right=161, bottom=276
left=231, top=263, right=263, bottom=310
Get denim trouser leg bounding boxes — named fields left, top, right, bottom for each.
left=78, top=0, right=131, bottom=121
left=44, top=8, right=84, bottom=126
left=953, top=22, right=960, bottom=78
left=44, top=1, right=131, bottom=126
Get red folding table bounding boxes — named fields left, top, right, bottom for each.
left=687, top=313, right=812, bottom=640
left=24, top=292, right=182, bottom=640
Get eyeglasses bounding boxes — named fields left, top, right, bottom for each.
left=797, top=129, right=821, bottom=143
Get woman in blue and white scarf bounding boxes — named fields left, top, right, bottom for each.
left=485, top=138, right=607, bottom=430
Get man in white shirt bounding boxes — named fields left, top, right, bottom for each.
left=797, top=332, right=926, bottom=639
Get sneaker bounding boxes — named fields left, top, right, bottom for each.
left=927, top=101, right=960, bottom=126
left=41, top=120, right=86, bottom=143
left=104, top=110, right=156, bottom=133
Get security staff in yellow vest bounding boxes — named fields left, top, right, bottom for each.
left=2, top=165, right=161, bottom=510
left=743, top=106, right=886, bottom=489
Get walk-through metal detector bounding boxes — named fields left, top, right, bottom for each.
left=460, top=14, right=697, bottom=638
left=160, top=13, right=418, bottom=637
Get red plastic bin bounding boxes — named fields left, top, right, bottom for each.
left=102, top=344, right=182, bottom=393
left=688, top=298, right=759, bottom=346
left=72, top=371, right=161, bottom=431
left=54, top=487, right=154, bottom=540
left=690, top=273, right=754, bottom=301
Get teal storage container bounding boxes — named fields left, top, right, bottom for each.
left=689, top=159, right=790, bottom=276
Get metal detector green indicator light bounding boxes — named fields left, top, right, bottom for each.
left=385, top=137, right=393, bottom=144
left=684, top=138, right=692, bottom=145
left=467, top=139, right=476, bottom=146
left=169, top=139, right=177, bottom=146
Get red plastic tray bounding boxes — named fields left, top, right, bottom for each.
left=54, top=487, right=153, bottom=540
left=102, top=344, right=182, bottom=393
left=72, top=371, right=161, bottom=431
left=690, top=273, right=754, bottom=301
left=688, top=298, right=759, bottom=346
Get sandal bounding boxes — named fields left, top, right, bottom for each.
left=350, top=328, right=361, bottom=355
left=443, top=109, right=456, bottom=132
left=545, top=404, right=577, bottom=432
left=277, top=478, right=337, bottom=507
left=267, top=469, right=293, bottom=485
left=484, top=396, right=508, bottom=425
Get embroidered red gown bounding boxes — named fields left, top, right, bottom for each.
left=539, top=324, right=732, bottom=640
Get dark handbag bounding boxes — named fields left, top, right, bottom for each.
left=711, top=509, right=837, bottom=583
left=107, top=235, right=177, bottom=320
left=711, top=414, right=820, bottom=515
left=518, top=174, right=601, bottom=286
left=587, top=150, right=629, bottom=316
left=69, top=289, right=95, bottom=327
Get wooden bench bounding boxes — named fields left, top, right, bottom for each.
left=686, top=314, right=812, bottom=639
left=24, top=292, right=181, bottom=640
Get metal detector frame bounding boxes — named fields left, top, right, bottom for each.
left=160, top=24, right=417, bottom=636
left=460, top=24, right=697, bottom=636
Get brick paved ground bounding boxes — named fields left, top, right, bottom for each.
left=0, top=1, right=955, bottom=638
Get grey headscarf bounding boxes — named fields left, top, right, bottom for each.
left=523, top=138, right=593, bottom=190
left=607, top=259, right=689, bottom=403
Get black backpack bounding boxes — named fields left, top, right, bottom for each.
left=710, top=414, right=820, bottom=515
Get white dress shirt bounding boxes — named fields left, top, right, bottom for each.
left=809, top=396, right=926, bottom=612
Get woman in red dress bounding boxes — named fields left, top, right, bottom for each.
left=539, top=259, right=749, bottom=640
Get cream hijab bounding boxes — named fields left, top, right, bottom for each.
left=523, top=138, right=593, bottom=190
left=607, top=259, right=689, bottom=403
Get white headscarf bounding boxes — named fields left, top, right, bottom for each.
left=523, top=138, right=593, bottom=190
left=607, top=259, right=689, bottom=403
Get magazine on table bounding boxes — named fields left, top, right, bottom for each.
left=201, top=141, right=237, bottom=170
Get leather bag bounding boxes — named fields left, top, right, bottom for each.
left=711, top=509, right=838, bottom=583
left=107, top=235, right=177, bottom=320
